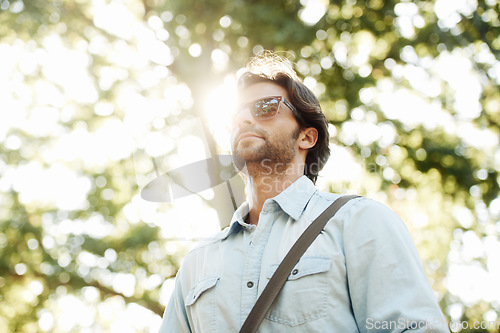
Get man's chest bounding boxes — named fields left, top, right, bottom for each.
left=184, top=217, right=352, bottom=332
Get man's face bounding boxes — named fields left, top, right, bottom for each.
left=231, top=82, right=301, bottom=168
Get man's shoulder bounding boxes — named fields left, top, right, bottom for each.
left=311, top=188, right=367, bottom=204
left=330, top=195, right=409, bottom=234
left=308, top=190, right=399, bottom=222
left=184, top=227, right=231, bottom=258
left=313, top=188, right=343, bottom=201
left=306, top=189, right=361, bottom=215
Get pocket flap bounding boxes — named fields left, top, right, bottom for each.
left=266, top=256, right=332, bottom=281
left=185, top=276, right=220, bottom=306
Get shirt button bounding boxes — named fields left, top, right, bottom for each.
left=292, top=269, right=298, bottom=275
left=247, top=281, right=254, bottom=288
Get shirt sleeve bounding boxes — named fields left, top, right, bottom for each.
left=343, top=198, right=449, bottom=333
left=158, top=265, right=192, bottom=333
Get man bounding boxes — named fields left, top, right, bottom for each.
left=159, top=53, right=448, bottom=332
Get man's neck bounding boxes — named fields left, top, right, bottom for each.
left=245, top=163, right=303, bottom=226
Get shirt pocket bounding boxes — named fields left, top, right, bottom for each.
left=186, top=276, right=219, bottom=306
left=185, top=276, right=220, bottom=332
left=265, top=256, right=332, bottom=327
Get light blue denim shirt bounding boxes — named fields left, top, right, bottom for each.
left=160, top=176, right=448, bottom=332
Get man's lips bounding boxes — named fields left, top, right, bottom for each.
left=237, top=133, right=263, bottom=143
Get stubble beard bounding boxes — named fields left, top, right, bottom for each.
left=233, top=128, right=300, bottom=179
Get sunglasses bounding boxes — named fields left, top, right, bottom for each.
left=238, top=96, right=300, bottom=121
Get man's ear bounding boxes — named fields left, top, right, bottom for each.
left=298, top=127, right=318, bottom=150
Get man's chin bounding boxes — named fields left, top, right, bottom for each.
left=233, top=146, right=266, bottom=163
left=234, top=151, right=264, bottom=163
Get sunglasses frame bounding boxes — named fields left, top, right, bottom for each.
left=239, top=96, right=301, bottom=121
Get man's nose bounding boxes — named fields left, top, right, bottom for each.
left=232, top=108, right=255, bottom=128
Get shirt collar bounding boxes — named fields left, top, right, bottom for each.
left=272, top=175, right=317, bottom=221
left=223, top=175, right=317, bottom=240
left=222, top=202, right=255, bottom=240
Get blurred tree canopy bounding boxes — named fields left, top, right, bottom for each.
left=1, top=0, right=500, bottom=331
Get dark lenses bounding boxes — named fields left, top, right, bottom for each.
left=251, top=97, right=280, bottom=119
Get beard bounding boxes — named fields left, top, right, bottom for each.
left=232, top=125, right=300, bottom=177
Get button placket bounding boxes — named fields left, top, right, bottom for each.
left=240, top=209, right=275, bottom=315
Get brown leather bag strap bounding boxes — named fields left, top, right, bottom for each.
left=239, top=195, right=360, bottom=333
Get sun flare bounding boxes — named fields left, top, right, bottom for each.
left=203, top=75, right=238, bottom=152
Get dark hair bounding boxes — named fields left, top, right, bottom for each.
left=237, top=52, right=331, bottom=184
